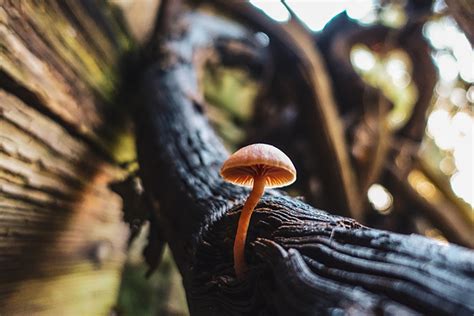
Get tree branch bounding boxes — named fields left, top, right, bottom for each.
left=135, top=8, right=474, bottom=315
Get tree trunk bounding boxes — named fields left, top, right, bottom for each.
left=0, top=1, right=132, bottom=314
left=135, top=5, right=474, bottom=315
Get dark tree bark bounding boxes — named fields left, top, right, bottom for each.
left=135, top=7, right=474, bottom=316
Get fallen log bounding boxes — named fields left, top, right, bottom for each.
left=135, top=5, right=474, bottom=315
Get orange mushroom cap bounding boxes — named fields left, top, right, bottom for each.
left=220, top=143, right=296, bottom=188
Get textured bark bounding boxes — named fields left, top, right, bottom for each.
left=135, top=8, right=474, bottom=316
left=0, top=0, right=131, bottom=314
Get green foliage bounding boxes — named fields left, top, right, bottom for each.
left=115, top=248, right=188, bottom=316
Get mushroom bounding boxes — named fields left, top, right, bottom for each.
left=220, top=143, right=297, bottom=278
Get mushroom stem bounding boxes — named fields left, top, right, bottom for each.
left=234, top=175, right=266, bottom=278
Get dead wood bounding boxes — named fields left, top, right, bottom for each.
left=135, top=6, right=474, bottom=315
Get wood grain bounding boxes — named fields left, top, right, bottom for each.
left=0, top=0, right=132, bottom=314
